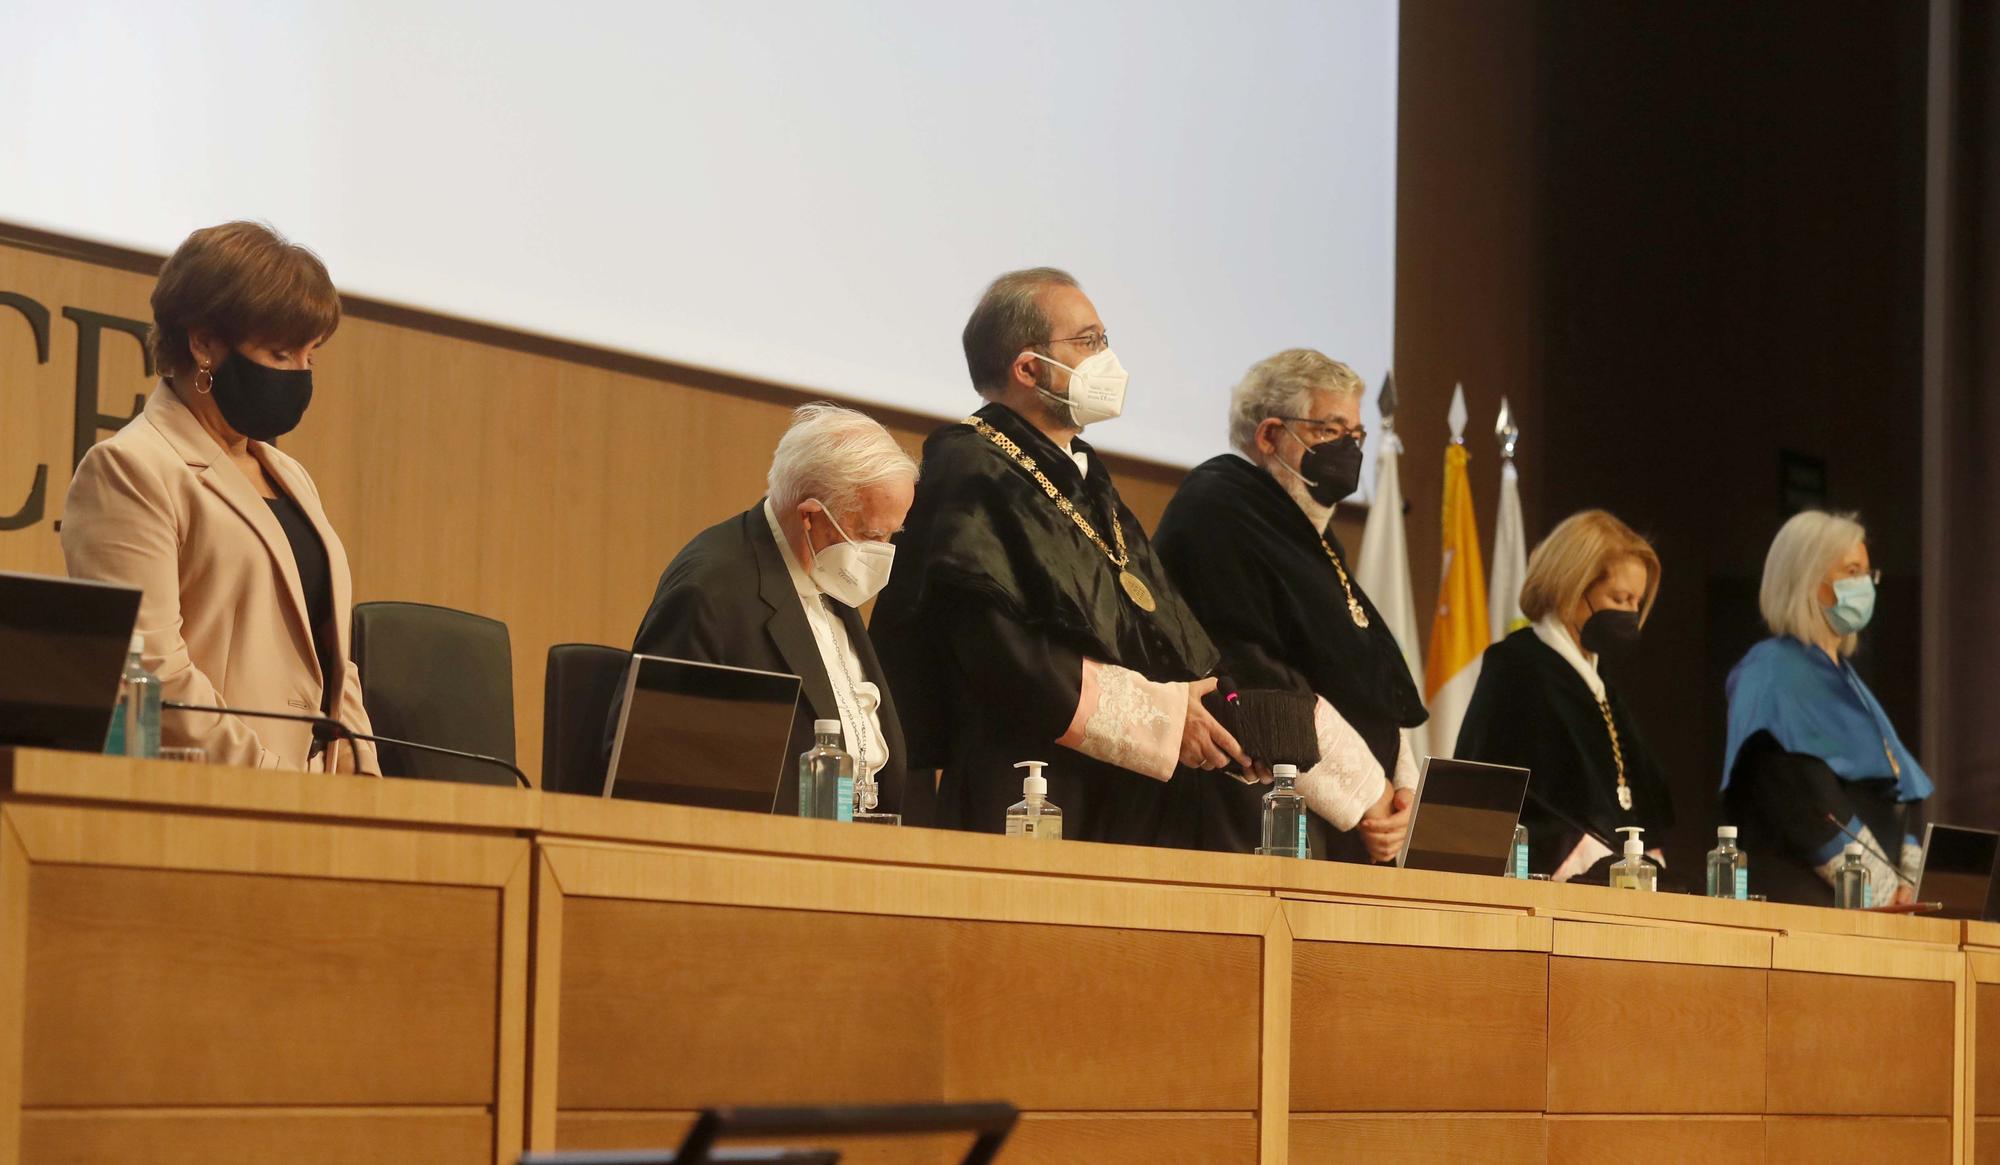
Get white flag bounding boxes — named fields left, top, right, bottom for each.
left=1489, top=458, right=1528, bottom=642
left=1355, top=426, right=1430, bottom=762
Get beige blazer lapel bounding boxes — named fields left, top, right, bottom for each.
left=142, top=387, right=321, bottom=687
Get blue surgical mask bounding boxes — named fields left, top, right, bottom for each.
left=1823, top=575, right=1876, bottom=635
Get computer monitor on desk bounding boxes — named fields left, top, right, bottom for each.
left=1917, top=823, right=2000, bottom=921
left=0, top=571, right=142, bottom=753
left=603, top=655, right=803, bottom=811
left=1397, top=757, right=1533, bottom=876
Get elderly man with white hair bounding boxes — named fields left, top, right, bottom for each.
left=1154, top=349, right=1425, bottom=862
left=1723, top=510, right=1929, bottom=907
left=622, top=402, right=929, bottom=825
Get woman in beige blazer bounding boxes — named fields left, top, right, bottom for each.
left=62, top=221, right=377, bottom=773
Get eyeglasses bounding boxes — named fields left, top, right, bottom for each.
left=1836, top=567, right=1883, bottom=586
left=1041, top=330, right=1110, bottom=354
left=1275, top=416, right=1367, bottom=445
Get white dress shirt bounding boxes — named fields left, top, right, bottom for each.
left=763, top=500, right=888, bottom=777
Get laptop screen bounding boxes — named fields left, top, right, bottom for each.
left=1918, top=824, right=2000, bottom=921
left=604, top=655, right=803, bottom=812
left=0, top=571, right=142, bottom=752
left=1398, top=758, right=1532, bottom=876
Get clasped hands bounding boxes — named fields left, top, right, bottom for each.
left=1179, top=678, right=1412, bottom=863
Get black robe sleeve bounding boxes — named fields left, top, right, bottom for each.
left=946, top=605, right=1085, bottom=746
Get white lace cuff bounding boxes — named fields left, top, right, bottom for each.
left=1392, top=728, right=1421, bottom=791
left=1057, top=659, right=1187, bottom=782
left=1294, top=696, right=1388, bottom=831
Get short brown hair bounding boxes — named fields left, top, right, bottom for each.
left=961, top=267, right=1077, bottom=396
left=1519, top=509, right=1662, bottom=627
left=149, top=221, right=341, bottom=381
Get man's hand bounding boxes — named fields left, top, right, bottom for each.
left=1891, top=882, right=1917, bottom=907
left=1357, top=785, right=1414, bottom=863
left=1182, top=677, right=1251, bottom=771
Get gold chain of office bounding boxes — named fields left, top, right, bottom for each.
left=1316, top=537, right=1370, bottom=628
left=963, top=416, right=1158, bottom=612
left=1596, top=697, right=1632, bottom=811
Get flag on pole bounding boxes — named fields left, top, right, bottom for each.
left=1355, top=370, right=1430, bottom=762
left=1423, top=384, right=1489, bottom=758
left=1488, top=397, right=1528, bottom=642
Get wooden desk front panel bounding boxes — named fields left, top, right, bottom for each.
left=1289, top=942, right=1547, bottom=1112
left=1765, top=970, right=1954, bottom=1116
left=0, top=801, right=531, bottom=1165
left=1547, top=956, right=1767, bottom=1115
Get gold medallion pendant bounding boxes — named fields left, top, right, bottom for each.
left=1119, top=570, right=1158, bottom=612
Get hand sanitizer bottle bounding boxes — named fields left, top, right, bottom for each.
left=1706, top=826, right=1748, bottom=900
left=1506, top=824, right=1530, bottom=878
left=104, top=634, right=161, bottom=759
left=1609, top=826, right=1656, bottom=891
left=798, top=720, right=854, bottom=822
left=1259, top=764, right=1310, bottom=858
left=1005, top=761, right=1061, bottom=839
left=851, top=766, right=900, bottom=827
left=1833, top=843, right=1871, bottom=909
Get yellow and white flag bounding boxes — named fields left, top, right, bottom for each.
left=1424, top=385, right=1489, bottom=757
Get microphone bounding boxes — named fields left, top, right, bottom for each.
left=1823, top=812, right=1916, bottom=886
left=163, top=701, right=531, bottom=788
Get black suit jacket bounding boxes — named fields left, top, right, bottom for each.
left=620, top=503, right=930, bottom=826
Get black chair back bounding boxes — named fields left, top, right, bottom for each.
left=351, top=601, right=516, bottom=785
left=542, top=643, right=630, bottom=795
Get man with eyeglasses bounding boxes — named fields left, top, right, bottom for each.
left=1155, top=350, right=1425, bottom=863
left=871, top=267, right=1246, bottom=847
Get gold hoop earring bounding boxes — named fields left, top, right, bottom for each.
left=196, top=364, right=213, bottom=395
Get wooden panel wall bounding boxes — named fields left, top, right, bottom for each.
left=0, top=232, right=1376, bottom=788
left=4, top=230, right=1353, bottom=787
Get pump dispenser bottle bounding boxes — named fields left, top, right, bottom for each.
left=1609, top=826, right=1656, bottom=891
left=1006, top=761, right=1062, bottom=839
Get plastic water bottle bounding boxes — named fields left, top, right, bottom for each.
left=1259, top=763, right=1309, bottom=858
left=1706, top=826, right=1748, bottom=900
left=797, top=720, right=854, bottom=822
left=103, top=633, right=161, bottom=759
left=1506, top=824, right=1529, bottom=878
left=1833, top=843, right=1871, bottom=909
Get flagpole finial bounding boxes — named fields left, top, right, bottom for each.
left=1496, top=396, right=1519, bottom=459
left=1378, top=368, right=1400, bottom=431
left=1447, top=382, right=1468, bottom=445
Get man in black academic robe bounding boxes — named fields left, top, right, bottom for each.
left=1155, top=351, right=1426, bottom=862
left=871, top=268, right=1244, bottom=846
left=612, top=405, right=931, bottom=826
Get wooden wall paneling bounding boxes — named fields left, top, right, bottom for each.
left=1763, top=1116, right=1953, bottom=1162
left=1287, top=1114, right=1544, bottom=1164
left=1259, top=901, right=1291, bottom=1163
left=1766, top=970, right=1955, bottom=1116
left=1544, top=1116, right=1763, bottom=1165
left=18, top=1108, right=494, bottom=1165
left=0, top=234, right=1219, bottom=788
left=1546, top=956, right=1766, bottom=1114
left=0, top=817, right=27, bottom=1164
left=1290, top=941, right=1548, bottom=1113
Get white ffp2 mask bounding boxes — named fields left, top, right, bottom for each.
left=807, top=503, right=896, bottom=607
left=1030, top=347, right=1128, bottom=427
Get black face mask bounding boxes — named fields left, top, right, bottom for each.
left=207, top=350, right=313, bottom=441
left=1291, top=431, right=1364, bottom=505
left=1580, top=608, right=1643, bottom=663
